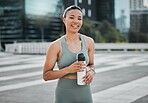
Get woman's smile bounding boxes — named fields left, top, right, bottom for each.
left=71, top=23, right=80, bottom=29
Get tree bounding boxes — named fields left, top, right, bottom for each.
left=98, top=20, right=126, bottom=43
left=63, top=18, right=125, bottom=43
left=80, top=18, right=105, bottom=43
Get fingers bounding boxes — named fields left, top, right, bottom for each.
left=68, top=61, right=87, bottom=74
left=73, top=61, right=86, bottom=71
left=74, top=62, right=86, bottom=67
left=68, top=61, right=85, bottom=73
left=73, top=61, right=80, bottom=66
left=83, top=72, right=93, bottom=85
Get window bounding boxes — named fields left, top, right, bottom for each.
left=88, top=9, right=91, bottom=17
left=0, top=9, right=4, bottom=15
left=88, top=0, right=91, bottom=5
left=79, top=0, right=82, bottom=3
left=82, top=8, right=85, bottom=16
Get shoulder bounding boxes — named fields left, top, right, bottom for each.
left=81, top=34, right=94, bottom=45
left=81, top=34, right=95, bottom=51
left=50, top=37, right=61, bottom=47
left=47, top=37, right=63, bottom=53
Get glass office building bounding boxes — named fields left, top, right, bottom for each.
left=25, top=0, right=63, bottom=42
left=0, top=0, right=63, bottom=49
left=130, top=0, right=148, bottom=33
left=63, top=0, right=115, bottom=25
left=96, top=0, right=115, bottom=26
left=0, top=0, right=115, bottom=50
left=0, top=0, right=25, bottom=49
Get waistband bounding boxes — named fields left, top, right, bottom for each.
left=57, top=78, right=89, bottom=89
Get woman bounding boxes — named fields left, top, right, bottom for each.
left=43, top=5, right=95, bottom=103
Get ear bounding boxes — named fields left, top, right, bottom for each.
left=62, top=17, right=66, bottom=24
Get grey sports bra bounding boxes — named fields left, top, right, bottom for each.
left=57, top=34, right=89, bottom=76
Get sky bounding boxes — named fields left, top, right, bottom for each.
left=115, top=0, right=130, bottom=28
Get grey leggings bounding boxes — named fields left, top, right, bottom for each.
left=54, top=78, right=93, bottom=103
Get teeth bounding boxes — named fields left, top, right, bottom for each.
left=71, top=24, right=79, bottom=28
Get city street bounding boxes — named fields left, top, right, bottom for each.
left=0, top=52, right=148, bottom=103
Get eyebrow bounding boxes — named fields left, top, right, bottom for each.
left=69, top=15, right=82, bottom=17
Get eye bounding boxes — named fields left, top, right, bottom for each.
left=69, top=17, right=74, bottom=19
left=78, top=18, right=82, bottom=20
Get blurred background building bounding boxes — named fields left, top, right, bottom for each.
left=25, top=0, right=63, bottom=42
left=130, top=0, right=148, bottom=33
left=0, top=0, right=25, bottom=49
left=0, top=0, right=115, bottom=50
left=130, top=0, right=144, bottom=10
left=63, top=0, right=115, bottom=25
left=0, top=0, right=148, bottom=50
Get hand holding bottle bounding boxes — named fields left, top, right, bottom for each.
left=77, top=53, right=86, bottom=85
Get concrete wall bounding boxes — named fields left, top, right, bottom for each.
left=5, top=42, right=148, bottom=54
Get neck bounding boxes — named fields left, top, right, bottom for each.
left=65, top=33, right=80, bottom=42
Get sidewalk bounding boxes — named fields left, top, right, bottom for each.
left=93, top=76, right=148, bottom=103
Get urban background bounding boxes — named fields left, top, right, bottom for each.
left=0, top=1, right=148, bottom=103
left=0, top=0, right=148, bottom=51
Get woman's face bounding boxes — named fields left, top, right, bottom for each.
left=63, top=9, right=83, bottom=33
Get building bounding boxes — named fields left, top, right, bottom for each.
left=25, top=0, right=63, bottom=42
left=63, top=0, right=98, bottom=21
left=95, top=0, right=115, bottom=26
left=0, top=0, right=25, bottom=49
left=25, top=0, right=115, bottom=42
left=0, top=0, right=63, bottom=50
left=130, top=0, right=144, bottom=11
left=130, top=0, right=148, bottom=33
left=25, top=15, right=62, bottom=42
left=130, top=10, right=148, bottom=33
left=63, top=0, right=115, bottom=25
left=0, top=0, right=115, bottom=50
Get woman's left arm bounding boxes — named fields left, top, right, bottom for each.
left=83, top=36, right=96, bottom=85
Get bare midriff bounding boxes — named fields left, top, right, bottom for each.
left=62, top=75, right=77, bottom=79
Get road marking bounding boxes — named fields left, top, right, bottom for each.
left=0, top=64, right=43, bottom=72
left=93, top=76, right=148, bottom=103
left=0, top=79, right=57, bottom=92
left=0, top=55, right=31, bottom=61
left=136, top=62, right=148, bottom=66
left=0, top=57, right=45, bottom=66
left=106, top=57, right=147, bottom=65
left=0, top=71, right=42, bottom=81
left=94, top=58, right=119, bottom=65
left=0, top=63, right=129, bottom=81
left=95, top=64, right=130, bottom=73
left=0, top=52, right=148, bottom=94
left=0, top=64, right=130, bottom=91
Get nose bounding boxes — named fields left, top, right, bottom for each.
left=73, top=18, right=79, bottom=23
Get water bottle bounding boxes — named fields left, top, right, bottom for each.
left=76, top=53, right=86, bottom=85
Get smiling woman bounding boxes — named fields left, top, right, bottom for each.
left=25, top=0, right=61, bottom=15
left=43, top=5, right=95, bottom=103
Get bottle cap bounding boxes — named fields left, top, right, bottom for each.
left=77, top=53, right=85, bottom=61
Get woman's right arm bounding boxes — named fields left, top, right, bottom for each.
left=43, top=41, right=81, bottom=81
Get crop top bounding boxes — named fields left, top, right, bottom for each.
left=57, top=34, right=89, bottom=76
